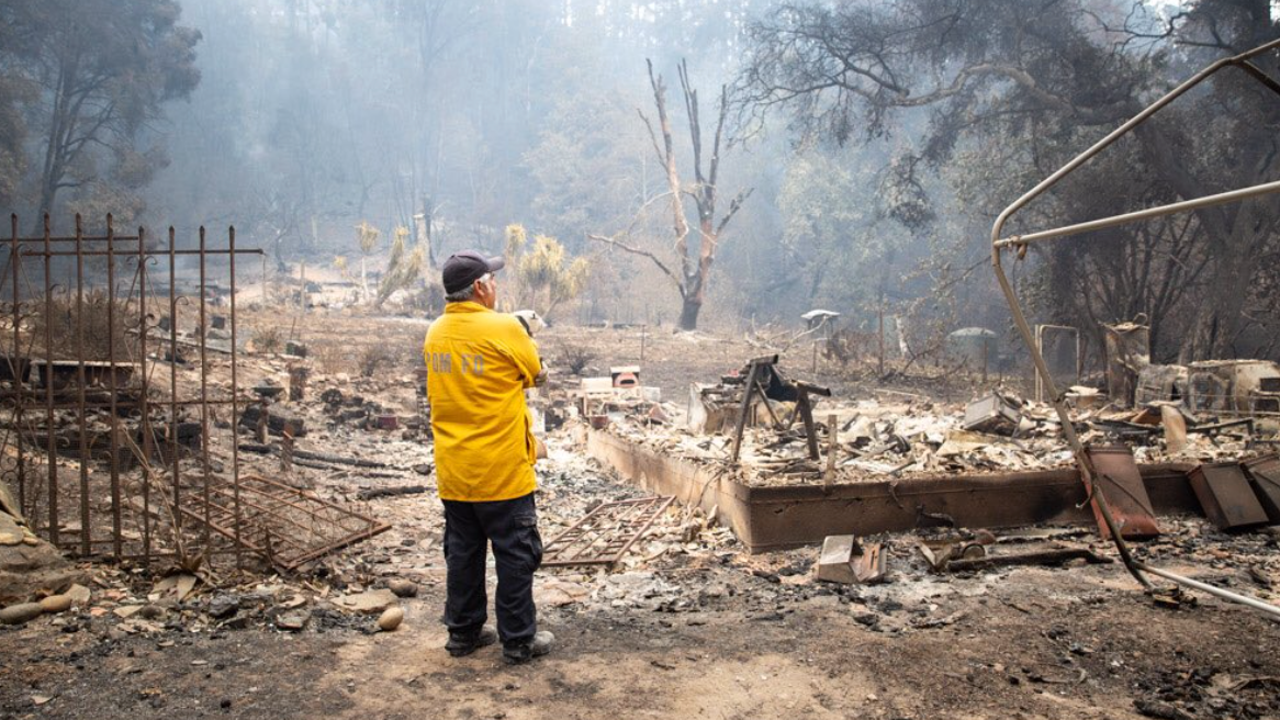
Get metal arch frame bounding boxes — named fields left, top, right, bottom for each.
left=1034, top=324, right=1081, bottom=404
left=991, top=38, right=1280, bottom=617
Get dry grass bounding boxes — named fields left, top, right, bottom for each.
left=251, top=326, right=283, bottom=353
left=24, top=290, right=137, bottom=362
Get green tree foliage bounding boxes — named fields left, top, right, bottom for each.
left=503, top=224, right=589, bottom=319
left=376, top=226, right=426, bottom=308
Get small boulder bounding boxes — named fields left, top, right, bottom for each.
left=275, top=610, right=310, bottom=632
left=0, top=602, right=44, bottom=625
left=208, top=594, right=240, bottom=619
left=377, top=606, right=404, bottom=632
left=65, top=584, right=91, bottom=605
left=38, top=594, right=72, bottom=614
left=387, top=579, right=418, bottom=598
left=0, top=540, right=89, bottom=605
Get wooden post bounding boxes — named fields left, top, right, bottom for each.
left=982, top=338, right=989, bottom=384
left=729, top=362, right=762, bottom=464
left=799, top=392, right=819, bottom=460
left=878, top=305, right=885, bottom=376
left=281, top=427, right=294, bottom=473
left=824, top=413, right=838, bottom=491
left=256, top=405, right=269, bottom=444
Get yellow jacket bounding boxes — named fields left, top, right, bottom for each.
left=423, top=301, right=542, bottom=501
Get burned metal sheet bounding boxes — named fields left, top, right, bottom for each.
left=542, top=495, right=674, bottom=567
left=176, top=473, right=391, bottom=572
left=1085, top=445, right=1161, bottom=540
left=1189, top=461, right=1269, bottom=531
left=1242, top=454, right=1280, bottom=524
left=963, top=394, right=1021, bottom=435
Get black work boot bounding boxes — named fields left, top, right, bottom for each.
left=446, top=625, right=498, bottom=657
left=502, top=630, right=554, bottom=665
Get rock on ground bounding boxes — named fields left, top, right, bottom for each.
left=0, top=537, right=88, bottom=605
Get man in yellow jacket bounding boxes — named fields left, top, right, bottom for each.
left=424, top=250, right=553, bottom=664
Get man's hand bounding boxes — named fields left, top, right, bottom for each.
left=533, top=370, right=548, bottom=387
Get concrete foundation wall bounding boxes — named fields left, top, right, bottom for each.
left=584, top=429, right=1199, bottom=552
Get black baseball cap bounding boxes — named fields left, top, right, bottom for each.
left=442, top=250, right=505, bottom=294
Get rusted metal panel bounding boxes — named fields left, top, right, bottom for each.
left=1189, top=461, right=1270, bottom=531
left=177, top=473, right=391, bottom=572
left=1084, top=445, right=1161, bottom=540
left=1242, top=454, right=1280, bottom=523
left=1, top=213, right=262, bottom=570
left=542, top=496, right=674, bottom=567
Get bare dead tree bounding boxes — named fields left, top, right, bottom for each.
left=589, top=59, right=752, bottom=331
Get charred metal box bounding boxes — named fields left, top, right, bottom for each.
left=963, top=394, right=1021, bottom=435
left=1242, top=454, right=1280, bottom=525
left=1188, top=461, right=1269, bottom=531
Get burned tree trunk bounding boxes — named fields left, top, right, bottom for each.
left=589, top=60, right=750, bottom=332
left=678, top=294, right=702, bottom=331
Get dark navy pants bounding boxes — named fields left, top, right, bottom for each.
left=441, top=492, right=542, bottom=645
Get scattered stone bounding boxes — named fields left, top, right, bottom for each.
left=335, top=588, right=398, bottom=615
left=377, top=606, right=404, bottom=631
left=138, top=604, right=166, bottom=620
left=38, top=594, right=72, bottom=613
left=535, top=577, right=590, bottom=608
left=1134, top=699, right=1193, bottom=720
left=0, top=537, right=88, bottom=605
left=239, top=404, right=308, bottom=437
left=387, top=579, right=419, bottom=598
left=208, top=595, right=240, bottom=619
left=65, top=584, right=91, bottom=605
left=0, top=602, right=44, bottom=625
left=275, top=610, right=310, bottom=632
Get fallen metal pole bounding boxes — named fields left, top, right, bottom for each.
left=991, top=38, right=1280, bottom=616
left=1136, top=562, right=1280, bottom=620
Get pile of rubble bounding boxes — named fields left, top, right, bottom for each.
left=576, top=352, right=1278, bottom=488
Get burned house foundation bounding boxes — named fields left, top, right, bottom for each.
left=584, top=427, right=1202, bottom=551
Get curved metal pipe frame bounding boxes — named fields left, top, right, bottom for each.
left=991, top=38, right=1280, bottom=616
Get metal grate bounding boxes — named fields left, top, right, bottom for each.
left=542, top=495, right=674, bottom=567
left=176, top=473, right=391, bottom=572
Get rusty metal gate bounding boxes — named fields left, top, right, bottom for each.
left=0, top=213, right=256, bottom=567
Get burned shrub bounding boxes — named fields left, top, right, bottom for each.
left=27, top=290, right=135, bottom=362
left=252, top=326, right=283, bottom=354
left=557, top=339, right=595, bottom=375
left=358, top=345, right=399, bottom=377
